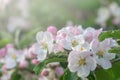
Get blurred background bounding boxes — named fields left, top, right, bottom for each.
left=0, top=0, right=120, bottom=48
left=0, top=0, right=120, bottom=80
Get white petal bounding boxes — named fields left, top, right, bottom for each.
left=68, top=51, right=79, bottom=62
left=103, top=53, right=116, bottom=60
left=100, top=39, right=111, bottom=49
left=62, top=40, right=72, bottom=50
left=37, top=49, right=47, bottom=61
left=68, top=63, right=79, bottom=72
left=97, top=58, right=112, bottom=69
left=5, top=58, right=16, bottom=69
left=90, top=39, right=100, bottom=54
left=86, top=57, right=97, bottom=71
left=36, top=31, right=44, bottom=43
left=77, top=65, right=90, bottom=77
left=44, top=31, right=53, bottom=42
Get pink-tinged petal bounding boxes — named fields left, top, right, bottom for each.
left=97, top=58, right=112, bottom=69
left=77, top=65, right=90, bottom=77
left=90, top=39, right=100, bottom=54
left=29, top=43, right=47, bottom=61
left=52, top=44, right=64, bottom=53
left=83, top=31, right=93, bottom=43
left=0, top=48, right=7, bottom=58
left=94, top=28, right=103, bottom=39
left=103, top=53, right=116, bottom=60
left=47, top=26, right=57, bottom=36
left=73, top=25, right=83, bottom=35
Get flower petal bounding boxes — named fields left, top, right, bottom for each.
left=97, top=58, right=112, bottom=69
left=77, top=65, right=90, bottom=77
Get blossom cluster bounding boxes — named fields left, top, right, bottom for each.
left=96, top=2, right=120, bottom=27
left=0, top=44, right=64, bottom=80
left=29, top=25, right=118, bottom=79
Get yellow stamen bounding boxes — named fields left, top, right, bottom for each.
left=80, top=47, right=84, bottom=51
left=41, top=42, right=48, bottom=49
left=97, top=50, right=104, bottom=56
left=78, top=58, right=86, bottom=66
left=12, top=54, right=17, bottom=59
left=72, top=39, right=78, bottom=47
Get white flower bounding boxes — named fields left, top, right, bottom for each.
left=68, top=51, right=96, bottom=78
left=83, top=27, right=102, bottom=43
left=29, top=43, right=47, bottom=61
left=90, top=38, right=116, bottom=69
left=34, top=31, right=54, bottom=61
left=73, top=42, right=90, bottom=52
left=4, top=47, right=18, bottom=69
left=96, top=7, right=110, bottom=26
left=4, top=47, right=26, bottom=69
left=36, top=31, right=54, bottom=53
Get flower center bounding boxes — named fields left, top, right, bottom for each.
left=12, top=54, right=17, bottom=59
left=72, top=39, right=78, bottom=47
left=41, top=42, right=48, bottom=49
left=97, top=50, right=104, bottom=56
left=78, top=58, right=86, bottom=66
left=80, top=47, right=84, bottom=51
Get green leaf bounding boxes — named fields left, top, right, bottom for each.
left=109, top=47, right=120, bottom=53
left=11, top=71, right=21, bottom=80
left=62, top=68, right=78, bottom=80
left=0, top=39, right=13, bottom=48
left=87, top=72, right=97, bottom=80
left=117, top=40, right=120, bottom=45
left=33, top=55, right=67, bottom=75
left=95, top=62, right=120, bottom=80
left=33, top=62, right=45, bottom=75
left=99, top=30, right=120, bottom=41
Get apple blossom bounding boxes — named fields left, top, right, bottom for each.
left=68, top=51, right=96, bottom=78
left=90, top=38, right=116, bottom=69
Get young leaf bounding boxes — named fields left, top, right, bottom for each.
left=11, top=71, right=21, bottom=80
left=109, top=47, right=120, bottom=53
left=33, top=62, right=45, bottom=75
left=87, top=72, right=97, bottom=80
left=62, top=68, right=78, bottom=80
left=33, top=55, right=67, bottom=75
left=99, top=30, right=120, bottom=41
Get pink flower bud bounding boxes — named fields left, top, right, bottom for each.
left=32, top=59, right=39, bottom=65
left=55, top=67, right=64, bottom=76
left=47, top=26, right=57, bottom=36
left=19, top=60, right=28, bottom=68
left=41, top=69, right=49, bottom=76
left=0, top=48, right=6, bottom=58
left=28, top=44, right=37, bottom=58
left=6, top=44, right=14, bottom=49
